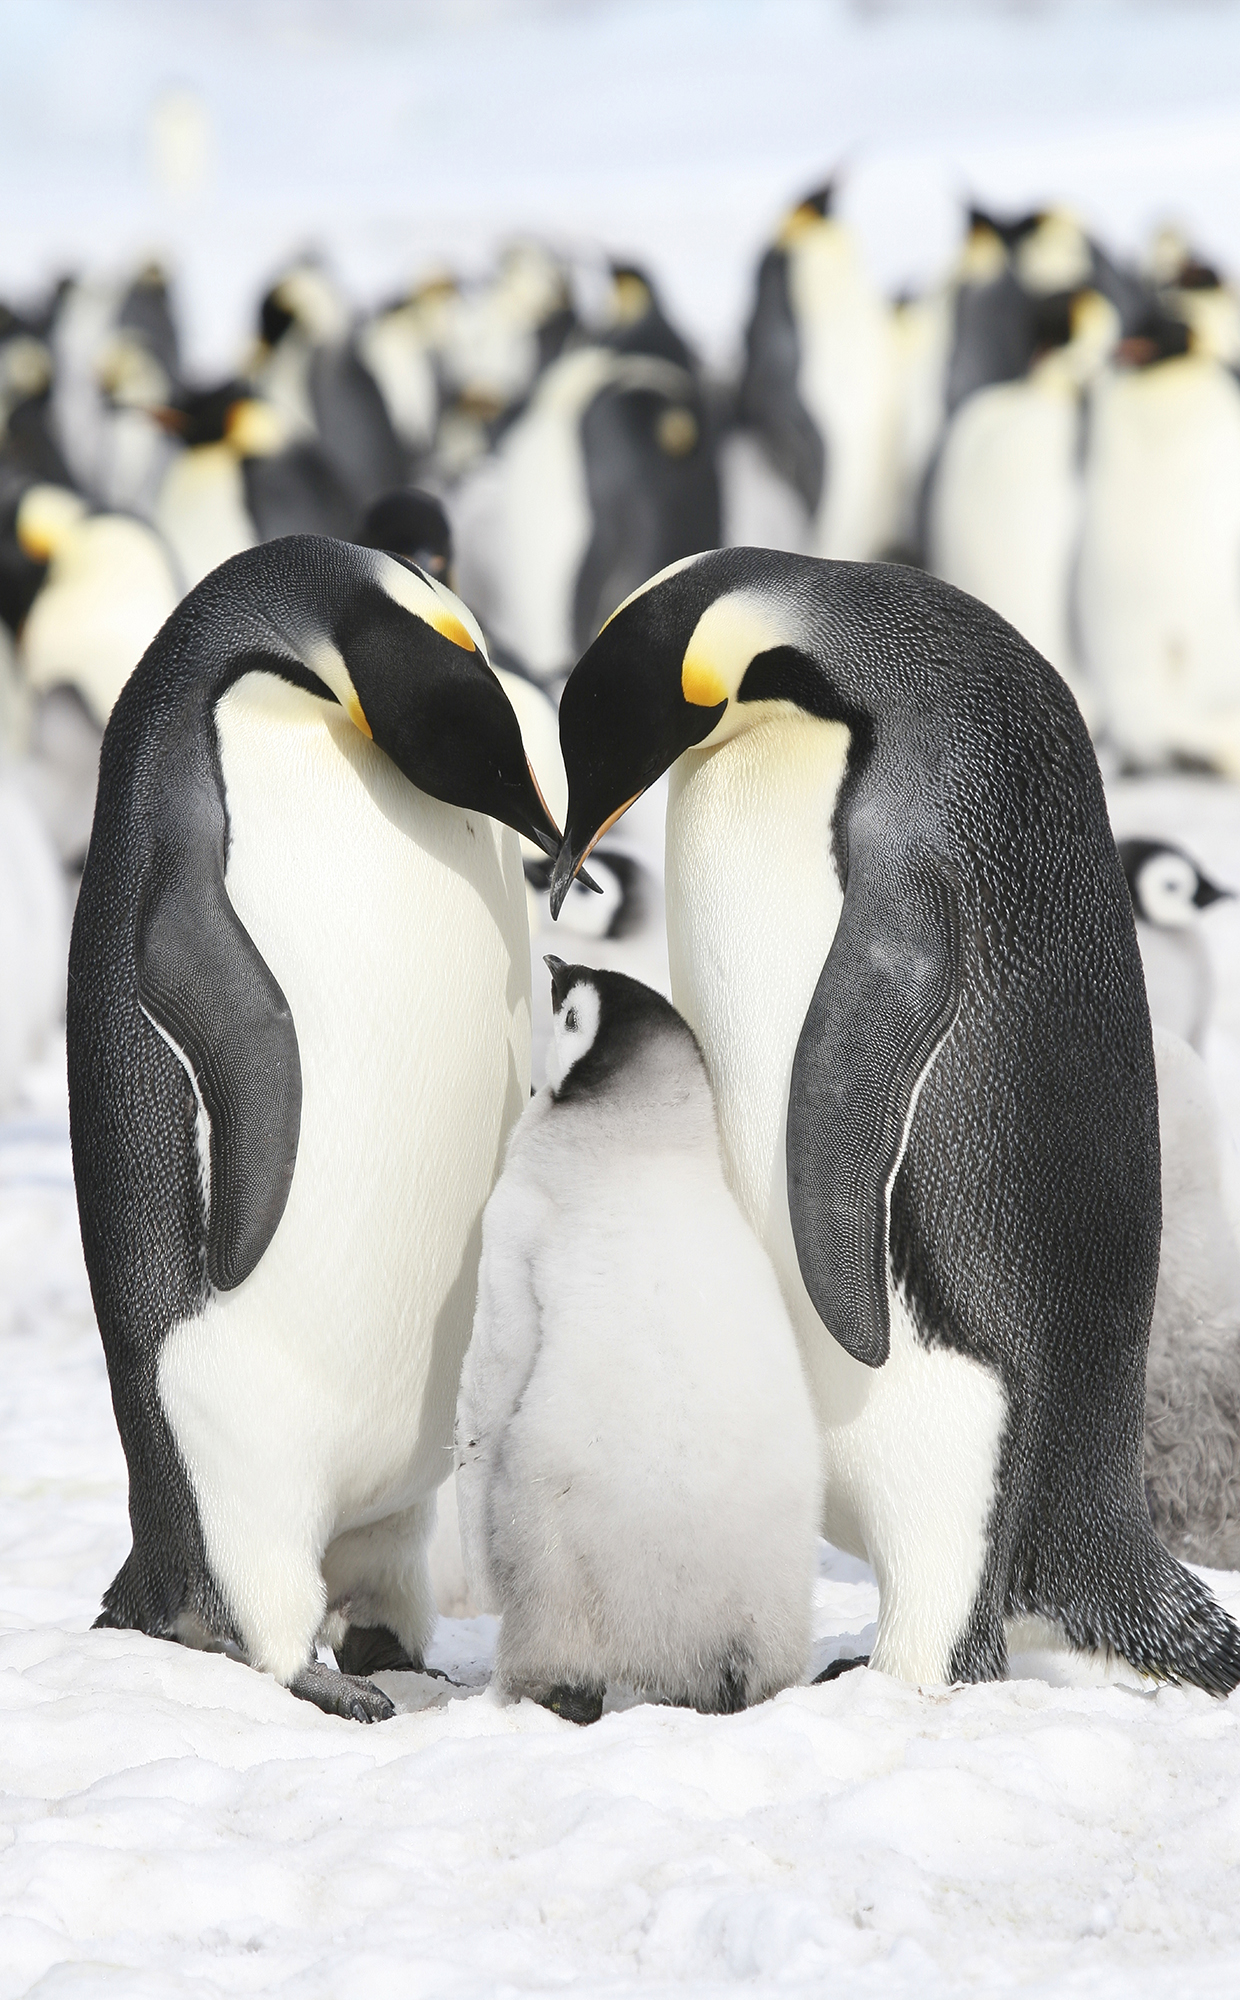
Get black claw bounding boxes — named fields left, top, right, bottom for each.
left=813, top=1653, right=870, bottom=1684
left=541, top=1682, right=605, bottom=1725
left=335, top=1623, right=423, bottom=1676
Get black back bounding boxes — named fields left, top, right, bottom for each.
left=573, top=377, right=720, bottom=653
left=737, top=246, right=825, bottom=514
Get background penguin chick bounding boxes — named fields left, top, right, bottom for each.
left=1144, top=1028, right=1240, bottom=1568
left=455, top=961, right=820, bottom=1723
left=1119, top=836, right=1233, bottom=1052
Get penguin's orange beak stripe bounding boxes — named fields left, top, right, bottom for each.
left=428, top=607, right=476, bottom=652
left=577, top=793, right=643, bottom=873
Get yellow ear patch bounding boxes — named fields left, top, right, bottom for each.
left=682, top=655, right=728, bottom=708
left=347, top=693, right=373, bottom=739
left=428, top=606, right=476, bottom=653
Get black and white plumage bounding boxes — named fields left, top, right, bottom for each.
left=551, top=547, right=1240, bottom=1694
left=462, top=272, right=719, bottom=678
left=68, top=536, right=561, bottom=1721
left=1119, top=837, right=1232, bottom=1053
left=253, top=263, right=408, bottom=510
left=456, top=960, right=819, bottom=1721
left=154, top=384, right=358, bottom=587
left=737, top=185, right=897, bottom=562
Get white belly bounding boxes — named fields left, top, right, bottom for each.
left=1078, top=360, right=1240, bottom=773
left=158, top=673, right=531, bottom=1666
left=666, top=712, right=1004, bottom=1678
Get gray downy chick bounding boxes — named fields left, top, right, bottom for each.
left=456, top=958, right=821, bottom=1723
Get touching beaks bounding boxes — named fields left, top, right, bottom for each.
left=548, top=792, right=644, bottom=920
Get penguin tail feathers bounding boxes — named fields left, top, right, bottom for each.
left=1032, top=1516, right=1240, bottom=1695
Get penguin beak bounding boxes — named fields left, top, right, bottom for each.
left=511, top=762, right=564, bottom=859
left=1194, top=877, right=1234, bottom=910
left=549, top=793, right=643, bottom=919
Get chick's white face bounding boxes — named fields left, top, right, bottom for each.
left=546, top=979, right=601, bottom=1090
left=1137, top=851, right=1199, bottom=929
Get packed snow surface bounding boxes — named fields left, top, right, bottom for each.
left=4, top=765, right=1240, bottom=1998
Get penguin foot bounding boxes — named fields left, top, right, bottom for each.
left=539, top=1682, right=605, bottom=1725
left=813, top=1654, right=870, bottom=1683
left=289, top=1661, right=396, bottom=1723
left=698, top=1652, right=749, bottom=1715
left=335, top=1624, right=423, bottom=1677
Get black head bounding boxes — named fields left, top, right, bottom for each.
left=796, top=183, right=834, bottom=220
left=312, top=550, right=561, bottom=857
left=541, top=955, right=699, bottom=1102
left=259, top=287, right=297, bottom=350
left=1115, top=304, right=1192, bottom=369
left=163, top=381, right=249, bottom=448
left=361, top=489, right=453, bottom=579
left=550, top=551, right=840, bottom=916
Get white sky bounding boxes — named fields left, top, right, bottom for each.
left=2, top=0, right=1239, bottom=370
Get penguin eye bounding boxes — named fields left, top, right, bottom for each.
left=565, top=1007, right=579, bottom=1033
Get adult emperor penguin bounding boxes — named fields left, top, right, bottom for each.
left=457, top=960, right=819, bottom=1721
left=550, top=547, right=1240, bottom=1692
left=927, top=288, right=1118, bottom=728
left=68, top=535, right=560, bottom=1721
left=1076, top=311, right=1240, bottom=776
left=738, top=184, right=898, bottom=562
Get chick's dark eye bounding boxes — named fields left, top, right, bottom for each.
left=565, top=1007, right=578, bottom=1033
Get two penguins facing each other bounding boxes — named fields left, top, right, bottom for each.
left=457, top=957, right=821, bottom=1723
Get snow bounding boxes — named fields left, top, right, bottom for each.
left=4, top=820, right=1240, bottom=1994
left=6, top=1, right=1240, bottom=1990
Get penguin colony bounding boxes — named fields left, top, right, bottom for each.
left=3, top=183, right=1240, bottom=1720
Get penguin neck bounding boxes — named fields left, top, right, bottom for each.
left=664, top=705, right=852, bottom=1266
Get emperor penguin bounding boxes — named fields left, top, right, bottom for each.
left=1076, top=312, right=1240, bottom=776
left=1118, top=838, right=1232, bottom=1054
left=927, top=288, right=1119, bottom=729
left=68, top=536, right=561, bottom=1721
left=154, top=383, right=356, bottom=589
left=1144, top=1027, right=1240, bottom=1570
left=252, top=261, right=408, bottom=509
left=15, top=483, right=181, bottom=725
left=458, top=338, right=719, bottom=680
left=550, top=547, right=1240, bottom=1693
left=456, top=959, right=820, bottom=1722
left=737, top=184, right=898, bottom=562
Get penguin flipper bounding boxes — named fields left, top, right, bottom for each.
left=136, top=830, right=302, bottom=1293
left=787, top=852, right=963, bottom=1368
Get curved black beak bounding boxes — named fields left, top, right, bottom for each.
left=513, top=765, right=563, bottom=860
left=549, top=791, right=644, bottom=919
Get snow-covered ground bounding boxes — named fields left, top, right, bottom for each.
left=4, top=758, right=1240, bottom=1998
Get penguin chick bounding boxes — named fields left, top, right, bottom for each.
left=1118, top=837, right=1233, bottom=1053
left=456, top=960, right=820, bottom=1722
left=1144, top=1028, right=1240, bottom=1569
